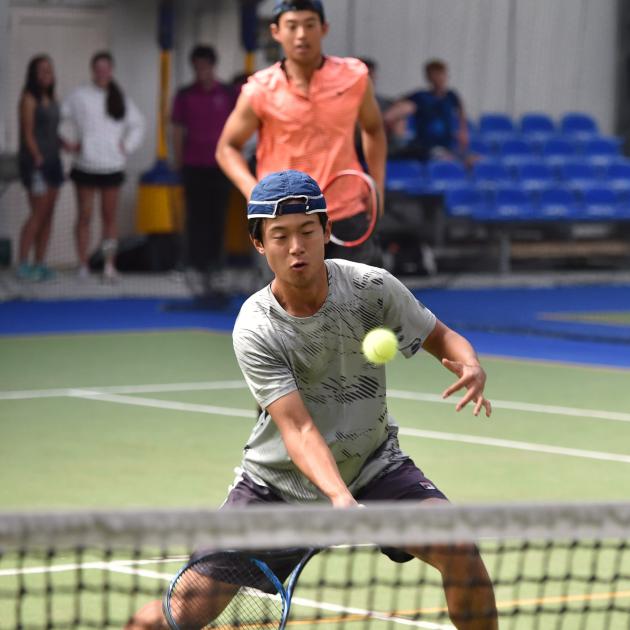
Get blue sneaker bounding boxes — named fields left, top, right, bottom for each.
left=34, top=264, right=55, bottom=281
left=16, top=263, right=39, bottom=281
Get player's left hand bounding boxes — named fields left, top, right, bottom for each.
left=441, top=358, right=492, bottom=417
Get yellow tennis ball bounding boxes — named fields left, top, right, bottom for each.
left=362, top=327, right=398, bottom=365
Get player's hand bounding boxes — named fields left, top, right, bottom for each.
left=441, top=358, right=492, bottom=417
left=330, top=492, right=360, bottom=508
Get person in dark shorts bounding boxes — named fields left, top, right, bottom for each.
left=126, top=170, right=497, bottom=630
left=17, top=55, right=65, bottom=281
left=61, top=51, right=145, bottom=281
left=171, top=45, right=235, bottom=274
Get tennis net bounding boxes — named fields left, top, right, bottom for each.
left=1, top=501, right=629, bottom=630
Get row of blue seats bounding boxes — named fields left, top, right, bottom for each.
left=444, top=185, right=630, bottom=222
left=471, top=111, right=604, bottom=140
left=469, top=135, right=623, bottom=158
left=386, top=158, right=630, bottom=195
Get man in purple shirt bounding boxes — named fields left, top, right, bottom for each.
left=171, top=45, right=236, bottom=272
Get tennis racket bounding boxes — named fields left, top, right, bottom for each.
left=323, top=169, right=380, bottom=248
left=163, top=547, right=317, bottom=630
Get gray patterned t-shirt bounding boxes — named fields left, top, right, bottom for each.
left=232, top=259, right=437, bottom=502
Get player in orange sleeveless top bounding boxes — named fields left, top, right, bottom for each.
left=216, top=0, right=386, bottom=263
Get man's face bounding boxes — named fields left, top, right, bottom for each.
left=253, top=212, right=330, bottom=287
left=192, top=58, right=215, bottom=84
left=427, top=68, right=448, bottom=92
left=271, top=11, right=328, bottom=64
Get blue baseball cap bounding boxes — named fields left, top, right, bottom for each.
left=247, top=170, right=327, bottom=219
left=271, top=0, right=325, bottom=23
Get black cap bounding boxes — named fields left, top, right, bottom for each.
left=272, top=0, right=325, bottom=24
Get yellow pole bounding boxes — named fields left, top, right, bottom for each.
left=157, top=50, right=170, bottom=161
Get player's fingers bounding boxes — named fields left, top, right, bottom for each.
left=455, top=387, right=478, bottom=411
left=442, top=376, right=467, bottom=399
left=473, top=396, right=484, bottom=417
left=484, top=399, right=492, bottom=417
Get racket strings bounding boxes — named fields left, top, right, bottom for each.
left=324, top=172, right=378, bottom=247
left=169, top=557, right=282, bottom=630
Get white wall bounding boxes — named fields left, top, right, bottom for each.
left=0, top=0, right=620, bottom=267
left=323, top=0, right=618, bottom=134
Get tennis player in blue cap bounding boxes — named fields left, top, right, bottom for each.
left=126, top=170, right=497, bottom=630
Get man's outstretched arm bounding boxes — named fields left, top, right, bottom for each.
left=267, top=390, right=358, bottom=507
left=216, top=92, right=260, bottom=199
left=422, top=320, right=492, bottom=417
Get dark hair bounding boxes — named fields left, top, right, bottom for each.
left=424, top=59, right=447, bottom=77
left=91, top=51, right=126, bottom=121
left=248, top=212, right=328, bottom=244
left=23, top=55, right=55, bottom=102
left=272, top=0, right=326, bottom=25
left=360, top=57, right=377, bottom=73
left=190, top=44, right=217, bottom=66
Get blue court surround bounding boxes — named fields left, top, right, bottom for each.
left=1, top=284, right=629, bottom=368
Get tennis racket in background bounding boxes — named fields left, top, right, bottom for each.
left=323, top=169, right=381, bottom=248
left=163, top=547, right=317, bottom=630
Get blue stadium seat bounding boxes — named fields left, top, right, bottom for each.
left=558, top=162, right=599, bottom=193
left=499, top=139, right=537, bottom=169
left=515, top=163, right=554, bottom=193
left=385, top=160, right=425, bottom=194
left=604, top=161, right=630, bottom=196
left=469, top=137, right=492, bottom=157
left=582, top=186, right=619, bottom=219
left=471, top=160, right=513, bottom=189
left=520, top=112, right=556, bottom=145
left=537, top=187, right=581, bottom=219
left=426, top=160, right=468, bottom=193
left=444, top=186, right=486, bottom=218
left=478, top=113, right=516, bottom=146
left=560, top=112, right=599, bottom=140
left=474, top=185, right=535, bottom=221
left=582, top=137, right=622, bottom=168
left=541, top=138, right=579, bottom=171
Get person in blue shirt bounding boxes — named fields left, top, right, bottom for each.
left=385, top=59, right=472, bottom=164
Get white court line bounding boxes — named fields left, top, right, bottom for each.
left=0, top=562, right=449, bottom=629
left=0, top=381, right=246, bottom=401
left=70, top=390, right=254, bottom=419
left=63, top=391, right=630, bottom=465
left=388, top=389, right=630, bottom=424
left=2, top=379, right=630, bottom=424
left=398, top=428, right=630, bottom=465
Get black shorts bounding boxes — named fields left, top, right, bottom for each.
left=207, top=459, right=448, bottom=572
left=19, top=155, right=64, bottom=190
left=70, top=167, right=125, bottom=188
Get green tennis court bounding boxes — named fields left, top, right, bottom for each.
left=2, top=329, right=630, bottom=628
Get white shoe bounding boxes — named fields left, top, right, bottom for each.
left=77, top=265, right=90, bottom=280
left=103, top=265, right=119, bottom=283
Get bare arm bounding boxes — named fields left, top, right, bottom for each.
left=266, top=390, right=358, bottom=507
left=422, top=319, right=492, bottom=417
left=456, top=101, right=470, bottom=151
left=19, top=94, right=43, bottom=166
left=383, top=99, right=416, bottom=129
left=215, top=91, right=260, bottom=199
left=358, top=80, right=387, bottom=208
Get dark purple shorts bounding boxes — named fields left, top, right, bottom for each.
left=222, top=459, right=447, bottom=564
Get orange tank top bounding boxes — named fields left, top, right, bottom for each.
left=242, top=56, right=368, bottom=220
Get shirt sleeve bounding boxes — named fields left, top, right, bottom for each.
left=241, top=77, right=263, bottom=119
left=122, top=98, right=146, bottom=155
left=381, top=270, right=437, bottom=358
left=59, top=92, right=80, bottom=144
left=233, top=327, right=298, bottom=409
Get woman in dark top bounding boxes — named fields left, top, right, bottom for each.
left=17, top=55, right=65, bottom=281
